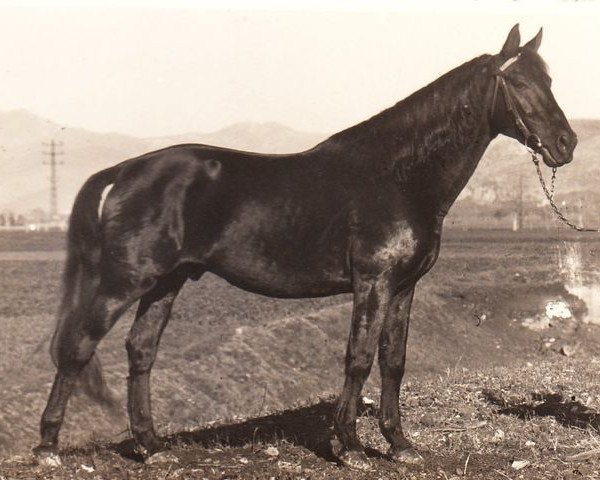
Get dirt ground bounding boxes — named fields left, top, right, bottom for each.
left=1, top=229, right=600, bottom=479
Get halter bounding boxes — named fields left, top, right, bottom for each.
left=490, top=53, right=543, bottom=152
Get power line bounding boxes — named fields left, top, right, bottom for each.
left=42, top=140, right=64, bottom=219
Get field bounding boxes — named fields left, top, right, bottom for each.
left=1, top=229, right=600, bottom=479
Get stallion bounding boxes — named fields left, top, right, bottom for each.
left=35, top=25, right=576, bottom=469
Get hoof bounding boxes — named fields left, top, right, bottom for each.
left=133, top=435, right=165, bottom=459
left=389, top=446, right=424, bottom=466
left=33, top=445, right=62, bottom=468
left=339, top=449, right=372, bottom=471
left=145, top=450, right=179, bottom=465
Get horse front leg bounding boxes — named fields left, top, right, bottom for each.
left=378, top=285, right=424, bottom=465
left=334, top=273, right=393, bottom=470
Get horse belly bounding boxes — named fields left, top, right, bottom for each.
left=209, top=256, right=351, bottom=298
left=195, top=204, right=352, bottom=298
left=205, top=234, right=352, bottom=298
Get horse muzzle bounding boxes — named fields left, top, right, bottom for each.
left=531, top=130, right=577, bottom=168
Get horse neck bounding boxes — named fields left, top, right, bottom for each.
left=323, top=55, right=496, bottom=218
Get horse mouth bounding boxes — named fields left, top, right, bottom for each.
left=527, top=134, right=571, bottom=168
left=540, top=146, right=561, bottom=168
left=540, top=144, right=574, bottom=168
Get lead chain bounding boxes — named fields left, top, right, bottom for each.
left=531, top=153, right=599, bottom=232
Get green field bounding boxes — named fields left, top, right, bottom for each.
left=1, top=229, right=600, bottom=479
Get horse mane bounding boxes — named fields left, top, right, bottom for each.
left=320, top=54, right=495, bottom=178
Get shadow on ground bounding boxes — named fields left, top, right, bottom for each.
left=112, top=398, right=380, bottom=463
left=483, top=389, right=600, bottom=431
left=108, top=398, right=510, bottom=477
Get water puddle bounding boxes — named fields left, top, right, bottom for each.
left=545, top=301, right=572, bottom=320
left=558, top=241, right=600, bottom=324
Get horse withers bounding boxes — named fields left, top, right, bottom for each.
left=34, top=24, right=576, bottom=469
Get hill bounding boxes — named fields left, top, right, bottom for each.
left=146, top=121, right=326, bottom=154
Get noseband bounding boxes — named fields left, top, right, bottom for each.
left=490, top=54, right=543, bottom=152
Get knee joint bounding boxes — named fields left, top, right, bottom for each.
left=346, top=352, right=375, bottom=377
left=126, top=337, right=156, bottom=373
left=56, top=335, right=97, bottom=370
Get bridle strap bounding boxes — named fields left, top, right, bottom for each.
left=490, top=53, right=521, bottom=121
left=496, top=75, right=532, bottom=140
left=490, top=75, right=500, bottom=120
left=498, top=53, right=521, bottom=72
left=490, top=60, right=542, bottom=152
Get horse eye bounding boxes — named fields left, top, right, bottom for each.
left=512, top=79, right=528, bottom=91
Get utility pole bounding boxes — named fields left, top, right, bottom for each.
left=513, top=173, right=524, bottom=231
left=42, top=140, right=64, bottom=220
left=517, top=173, right=523, bottom=230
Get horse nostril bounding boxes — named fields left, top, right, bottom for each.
left=557, top=134, right=569, bottom=153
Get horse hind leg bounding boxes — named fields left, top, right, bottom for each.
left=35, top=285, right=145, bottom=455
left=126, top=270, right=191, bottom=457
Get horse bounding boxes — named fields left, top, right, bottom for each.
left=34, top=24, right=576, bottom=469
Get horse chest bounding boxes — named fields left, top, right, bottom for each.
left=352, top=219, right=435, bottom=281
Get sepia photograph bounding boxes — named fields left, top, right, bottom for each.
left=1, top=0, right=600, bottom=478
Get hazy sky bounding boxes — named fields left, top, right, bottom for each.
left=0, top=0, right=599, bottom=137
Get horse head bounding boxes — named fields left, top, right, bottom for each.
left=490, top=24, right=577, bottom=167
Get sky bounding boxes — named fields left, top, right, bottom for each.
left=0, top=0, right=599, bottom=137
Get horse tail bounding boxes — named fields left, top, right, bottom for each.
left=50, top=164, right=122, bottom=409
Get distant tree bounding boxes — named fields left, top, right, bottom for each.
left=493, top=209, right=508, bottom=219
left=27, top=208, right=47, bottom=223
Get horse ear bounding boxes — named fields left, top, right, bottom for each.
left=500, top=24, right=520, bottom=59
left=524, top=27, right=543, bottom=52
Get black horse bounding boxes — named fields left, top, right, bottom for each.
left=35, top=25, right=576, bottom=469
